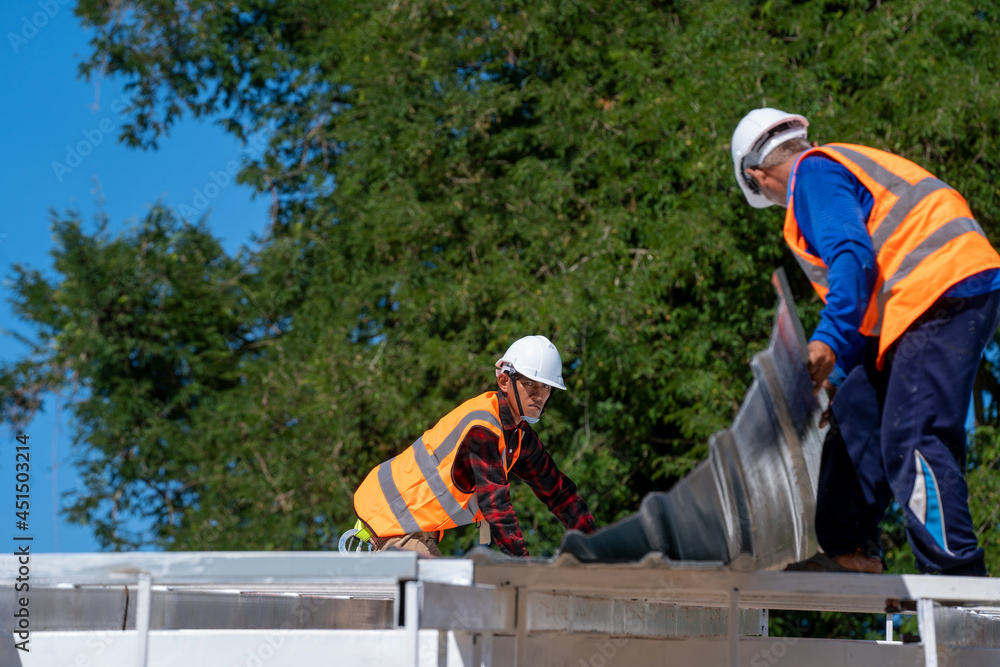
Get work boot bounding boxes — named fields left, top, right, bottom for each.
left=831, top=551, right=883, bottom=574
left=785, top=550, right=882, bottom=573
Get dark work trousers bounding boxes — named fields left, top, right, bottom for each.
left=816, top=289, right=1000, bottom=575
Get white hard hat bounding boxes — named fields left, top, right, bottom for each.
left=495, top=335, right=566, bottom=390
left=731, top=108, right=809, bottom=208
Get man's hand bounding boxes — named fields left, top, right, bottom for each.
left=807, top=340, right=836, bottom=394
left=819, top=379, right=837, bottom=428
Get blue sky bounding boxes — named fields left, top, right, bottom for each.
left=1, top=2, right=271, bottom=552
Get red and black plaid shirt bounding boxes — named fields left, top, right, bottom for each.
left=452, top=391, right=596, bottom=557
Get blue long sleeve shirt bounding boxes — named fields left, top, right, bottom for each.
left=790, top=153, right=1000, bottom=379
left=791, top=154, right=877, bottom=374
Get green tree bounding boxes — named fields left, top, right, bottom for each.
left=2, top=209, right=267, bottom=548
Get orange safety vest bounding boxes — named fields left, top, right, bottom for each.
left=353, top=392, right=523, bottom=538
left=785, top=143, right=1000, bottom=367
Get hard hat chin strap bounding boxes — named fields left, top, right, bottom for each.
left=502, top=371, right=550, bottom=424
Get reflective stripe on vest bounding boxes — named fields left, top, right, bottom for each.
left=790, top=251, right=829, bottom=294
left=874, top=214, right=984, bottom=299
left=414, top=409, right=500, bottom=526
left=788, top=145, right=955, bottom=297
left=784, top=143, right=1000, bottom=365
left=354, top=393, right=517, bottom=538
left=377, top=456, right=421, bottom=534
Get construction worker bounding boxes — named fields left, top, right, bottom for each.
left=731, top=108, right=1000, bottom=575
left=351, top=335, right=596, bottom=557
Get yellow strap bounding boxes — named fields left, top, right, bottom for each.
left=353, top=519, right=374, bottom=543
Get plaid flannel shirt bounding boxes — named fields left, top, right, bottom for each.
left=452, top=391, right=596, bottom=557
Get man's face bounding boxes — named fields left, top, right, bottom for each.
left=515, top=377, right=552, bottom=420
left=500, top=373, right=553, bottom=421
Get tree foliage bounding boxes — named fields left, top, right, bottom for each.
left=4, top=1, right=1000, bottom=598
